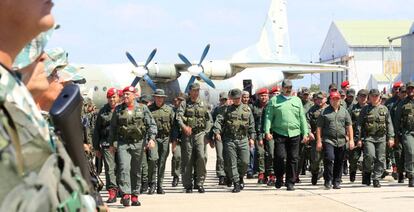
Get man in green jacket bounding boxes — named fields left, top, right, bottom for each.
left=264, top=79, right=309, bottom=191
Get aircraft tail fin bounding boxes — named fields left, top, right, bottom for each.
left=231, top=0, right=293, bottom=62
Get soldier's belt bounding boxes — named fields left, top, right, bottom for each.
left=224, top=132, right=248, bottom=140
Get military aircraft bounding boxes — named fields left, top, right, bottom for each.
left=77, top=0, right=345, bottom=107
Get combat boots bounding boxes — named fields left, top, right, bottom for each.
left=120, top=194, right=130, bottom=207
left=275, top=178, right=283, bottom=189
left=131, top=195, right=141, bottom=206
left=232, top=182, right=241, bottom=193
left=172, top=176, right=179, bottom=187
left=140, top=181, right=148, bottom=194
left=148, top=183, right=156, bottom=195
left=398, top=173, right=405, bottom=183
left=311, top=174, right=318, bottom=185
left=373, top=180, right=381, bottom=188
left=157, top=186, right=165, bottom=194
left=391, top=165, right=398, bottom=180
left=106, top=188, right=117, bottom=203
left=267, top=174, right=276, bottom=186
left=239, top=177, right=245, bottom=190
left=362, top=173, right=371, bottom=186
left=218, top=176, right=226, bottom=185
left=350, top=172, right=356, bottom=183
left=257, top=173, right=265, bottom=184
left=409, top=178, right=414, bottom=187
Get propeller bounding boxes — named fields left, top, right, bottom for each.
left=125, top=48, right=158, bottom=91
left=178, top=44, right=215, bottom=93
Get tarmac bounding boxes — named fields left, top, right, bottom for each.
left=100, top=147, right=414, bottom=212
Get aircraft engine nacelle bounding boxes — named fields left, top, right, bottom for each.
left=147, top=63, right=179, bottom=81
left=202, top=60, right=234, bottom=80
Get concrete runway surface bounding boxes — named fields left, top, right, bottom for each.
left=100, top=147, right=414, bottom=212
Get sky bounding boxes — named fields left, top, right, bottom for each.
left=48, top=0, right=414, bottom=87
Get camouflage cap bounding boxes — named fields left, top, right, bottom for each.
left=382, top=94, right=389, bottom=99
left=189, top=83, right=200, bottom=90
left=399, top=86, right=407, bottom=92
left=228, top=88, right=242, bottom=99
left=59, top=65, right=84, bottom=82
left=44, top=48, right=68, bottom=76
left=346, top=88, right=356, bottom=97
left=357, top=89, right=369, bottom=96
left=315, top=91, right=327, bottom=99
left=329, top=83, right=338, bottom=90
left=339, top=90, right=345, bottom=96
left=301, top=87, right=310, bottom=94
left=176, top=92, right=186, bottom=101
left=153, top=89, right=167, bottom=97
left=369, top=89, right=380, bottom=96
left=406, top=81, right=414, bottom=88
left=13, top=27, right=55, bottom=69
left=219, top=91, right=228, bottom=100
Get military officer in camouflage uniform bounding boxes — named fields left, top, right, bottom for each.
left=211, top=92, right=229, bottom=185
left=176, top=83, right=213, bottom=193
left=347, top=89, right=368, bottom=183
left=171, top=93, right=186, bottom=187
left=148, top=89, right=175, bottom=194
left=93, top=88, right=120, bottom=203
left=213, top=89, right=255, bottom=192
left=306, top=91, right=328, bottom=185
left=109, top=86, right=157, bottom=206
left=250, top=88, right=270, bottom=184
left=356, top=89, right=394, bottom=187
left=394, top=82, right=414, bottom=187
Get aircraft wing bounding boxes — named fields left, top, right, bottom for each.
left=230, top=62, right=347, bottom=74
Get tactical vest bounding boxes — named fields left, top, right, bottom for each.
left=350, top=104, right=364, bottom=129
left=365, top=106, right=387, bottom=136
left=151, top=105, right=172, bottom=138
left=223, top=105, right=250, bottom=139
left=117, top=105, right=147, bottom=141
left=98, top=106, right=113, bottom=146
left=401, top=101, right=414, bottom=131
left=184, top=101, right=207, bottom=134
